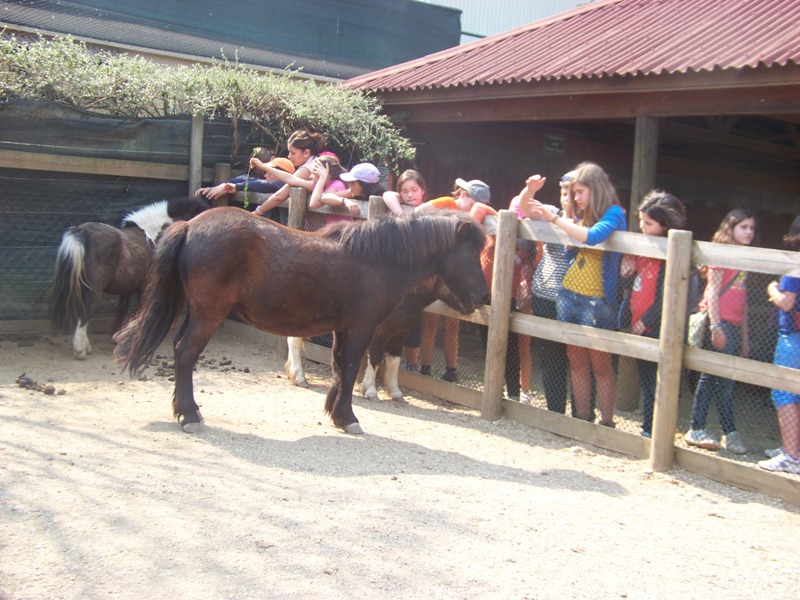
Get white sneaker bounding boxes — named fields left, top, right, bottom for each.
left=520, top=390, right=532, bottom=405
left=722, top=431, right=747, bottom=455
left=758, top=452, right=800, bottom=474
left=684, top=429, right=719, bottom=450
left=764, top=447, right=784, bottom=458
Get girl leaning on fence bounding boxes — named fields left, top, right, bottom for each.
left=521, top=162, right=627, bottom=427
left=759, top=214, right=800, bottom=474
left=619, top=190, right=687, bottom=438
left=684, top=208, right=757, bottom=454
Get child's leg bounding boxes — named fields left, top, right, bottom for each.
left=518, top=334, right=532, bottom=392
left=777, top=403, right=800, bottom=459
left=420, top=313, right=440, bottom=367
left=636, top=358, right=657, bottom=434
left=589, top=349, right=617, bottom=425
left=443, top=316, right=459, bottom=369
left=566, top=345, right=593, bottom=420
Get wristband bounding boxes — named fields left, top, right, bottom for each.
left=549, top=213, right=559, bottom=224
left=710, top=323, right=724, bottom=330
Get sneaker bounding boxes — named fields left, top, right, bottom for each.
left=764, top=447, right=784, bottom=459
left=420, top=365, right=432, bottom=376
left=758, top=452, right=800, bottom=474
left=401, top=361, right=419, bottom=373
left=684, top=429, right=720, bottom=451
left=440, top=367, right=458, bottom=383
left=520, top=390, right=532, bottom=405
left=721, top=431, right=747, bottom=455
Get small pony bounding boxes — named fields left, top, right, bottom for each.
left=114, top=207, right=489, bottom=434
left=51, top=196, right=211, bottom=358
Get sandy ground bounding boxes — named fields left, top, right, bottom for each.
left=1, top=325, right=799, bottom=600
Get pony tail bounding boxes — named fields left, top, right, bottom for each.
left=51, top=227, right=90, bottom=331
left=113, top=221, right=189, bottom=375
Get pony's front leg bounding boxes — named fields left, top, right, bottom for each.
left=285, top=336, right=308, bottom=387
left=110, top=293, right=132, bottom=335
left=383, top=354, right=404, bottom=402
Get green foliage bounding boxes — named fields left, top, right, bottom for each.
left=0, top=34, right=415, bottom=168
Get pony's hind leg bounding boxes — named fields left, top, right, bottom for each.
left=172, top=313, right=219, bottom=432
left=325, top=331, right=369, bottom=434
left=110, top=293, right=132, bottom=335
left=360, top=356, right=379, bottom=401
left=285, top=337, right=309, bottom=387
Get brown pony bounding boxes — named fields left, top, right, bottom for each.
left=51, top=197, right=211, bottom=358
left=114, top=207, right=489, bottom=434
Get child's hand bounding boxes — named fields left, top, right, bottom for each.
left=632, top=320, right=647, bottom=335
left=469, top=202, right=498, bottom=224
left=620, top=254, right=636, bottom=277
left=343, top=198, right=361, bottom=217
left=519, top=198, right=550, bottom=221
left=525, top=175, right=546, bottom=194
left=249, top=157, right=266, bottom=171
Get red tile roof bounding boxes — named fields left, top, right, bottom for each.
left=344, top=0, right=800, bottom=92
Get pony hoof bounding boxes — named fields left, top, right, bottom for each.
left=181, top=421, right=204, bottom=433
left=73, top=352, right=87, bottom=361
left=366, top=392, right=379, bottom=402
left=293, top=376, right=309, bottom=388
left=391, top=394, right=406, bottom=403
left=343, top=422, right=363, bottom=435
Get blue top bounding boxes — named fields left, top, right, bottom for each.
left=776, top=275, right=800, bottom=334
left=565, top=204, right=627, bottom=301
left=229, top=174, right=283, bottom=194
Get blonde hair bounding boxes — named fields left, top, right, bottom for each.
left=566, top=162, right=619, bottom=226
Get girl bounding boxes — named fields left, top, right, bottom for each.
left=251, top=129, right=329, bottom=217
left=620, top=190, right=687, bottom=437
left=323, top=162, right=385, bottom=217
left=521, top=161, right=626, bottom=426
left=416, top=177, right=491, bottom=382
left=382, top=169, right=427, bottom=216
left=759, top=214, right=800, bottom=473
left=685, top=208, right=757, bottom=454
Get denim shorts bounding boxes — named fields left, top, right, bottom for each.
left=556, top=288, right=617, bottom=331
left=772, top=332, right=800, bottom=408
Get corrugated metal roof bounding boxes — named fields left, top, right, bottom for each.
left=344, top=0, right=800, bottom=91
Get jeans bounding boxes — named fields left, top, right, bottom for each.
left=532, top=295, right=568, bottom=413
left=637, top=358, right=657, bottom=435
left=691, top=321, right=741, bottom=434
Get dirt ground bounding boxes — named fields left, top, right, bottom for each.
left=1, top=325, right=799, bottom=600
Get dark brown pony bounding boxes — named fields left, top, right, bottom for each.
left=51, top=197, right=211, bottom=359
left=114, top=207, right=489, bottom=433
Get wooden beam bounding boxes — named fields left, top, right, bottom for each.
left=630, top=116, right=659, bottom=230
left=0, top=149, right=214, bottom=181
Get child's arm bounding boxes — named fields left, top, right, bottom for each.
left=382, top=191, right=404, bottom=217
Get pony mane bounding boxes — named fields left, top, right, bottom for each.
left=121, top=200, right=171, bottom=244
left=320, top=211, right=485, bottom=267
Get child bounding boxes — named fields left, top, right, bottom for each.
left=416, top=177, right=491, bottom=382
left=521, top=162, right=626, bottom=426
left=382, top=169, right=429, bottom=368
left=517, top=170, right=578, bottom=413
left=620, top=190, right=687, bottom=437
left=251, top=129, right=327, bottom=217
left=759, top=214, right=800, bottom=473
left=323, top=162, right=385, bottom=217
left=382, top=169, right=427, bottom=216
left=685, top=208, right=756, bottom=454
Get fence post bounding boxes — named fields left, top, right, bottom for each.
left=287, top=187, right=307, bottom=230
left=368, top=195, right=388, bottom=219
left=650, top=228, right=693, bottom=471
left=188, top=114, right=203, bottom=196
left=481, top=209, right=518, bottom=421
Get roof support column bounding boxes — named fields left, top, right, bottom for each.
left=629, top=116, right=659, bottom=231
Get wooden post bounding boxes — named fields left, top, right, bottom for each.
left=630, top=116, right=659, bottom=231
left=188, top=114, right=204, bottom=196
left=368, top=195, right=388, bottom=219
left=208, top=163, right=232, bottom=208
left=287, top=187, right=307, bottom=231
left=650, top=229, right=693, bottom=471
left=481, top=210, right=517, bottom=421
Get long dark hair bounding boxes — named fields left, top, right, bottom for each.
left=287, top=129, right=325, bottom=155
left=712, top=208, right=758, bottom=246
left=783, top=213, right=800, bottom=251
left=638, top=190, right=686, bottom=232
